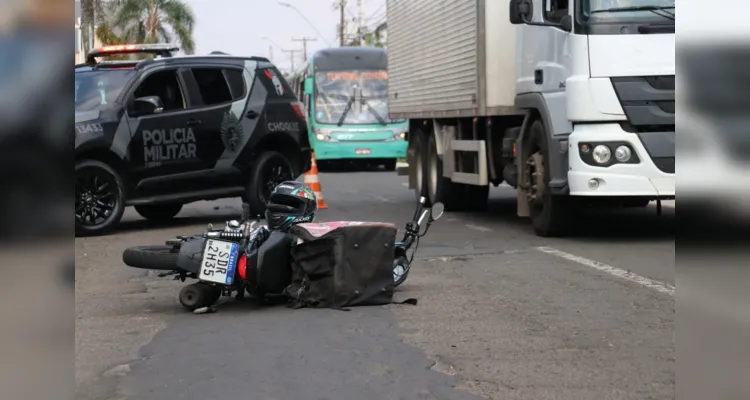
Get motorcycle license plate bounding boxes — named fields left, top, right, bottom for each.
left=355, top=148, right=371, bottom=155
left=199, top=239, right=239, bottom=285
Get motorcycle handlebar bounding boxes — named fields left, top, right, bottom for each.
left=412, top=196, right=426, bottom=222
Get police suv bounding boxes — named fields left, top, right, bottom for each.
left=75, top=44, right=311, bottom=236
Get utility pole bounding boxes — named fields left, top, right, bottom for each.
left=357, top=0, right=365, bottom=45
left=282, top=49, right=301, bottom=72
left=268, top=45, right=274, bottom=62
left=292, top=37, right=317, bottom=61
left=337, top=0, right=347, bottom=46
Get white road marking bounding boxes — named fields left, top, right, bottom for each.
left=374, top=195, right=393, bottom=203
left=401, top=182, right=408, bottom=187
left=465, top=224, right=492, bottom=232
left=536, top=246, right=675, bottom=296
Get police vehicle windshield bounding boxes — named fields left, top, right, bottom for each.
left=75, top=69, right=136, bottom=111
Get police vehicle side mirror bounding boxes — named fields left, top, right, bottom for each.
left=133, top=96, right=164, bottom=116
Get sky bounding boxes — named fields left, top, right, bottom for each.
left=183, top=0, right=387, bottom=74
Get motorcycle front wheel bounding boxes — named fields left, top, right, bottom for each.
left=393, top=256, right=410, bottom=287
left=122, top=245, right=179, bottom=271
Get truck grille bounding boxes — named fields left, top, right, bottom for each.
left=611, top=75, right=675, bottom=129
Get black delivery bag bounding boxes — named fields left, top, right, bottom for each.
left=284, top=221, right=398, bottom=309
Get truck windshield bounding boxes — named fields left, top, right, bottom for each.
left=581, top=0, right=675, bottom=23
left=75, top=69, right=135, bottom=112
left=314, top=70, right=390, bottom=125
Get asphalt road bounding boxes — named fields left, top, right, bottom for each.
left=75, top=168, right=675, bottom=400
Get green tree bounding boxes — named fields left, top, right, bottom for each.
left=80, top=0, right=107, bottom=56
left=97, top=0, right=196, bottom=54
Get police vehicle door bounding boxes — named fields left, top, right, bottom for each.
left=125, top=67, right=200, bottom=188
left=183, top=65, right=251, bottom=174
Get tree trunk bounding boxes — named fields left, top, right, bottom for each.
left=80, top=0, right=95, bottom=57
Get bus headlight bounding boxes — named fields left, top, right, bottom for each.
left=393, top=131, right=407, bottom=140
left=313, top=128, right=332, bottom=142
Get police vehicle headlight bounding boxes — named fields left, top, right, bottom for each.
left=614, top=145, right=632, bottom=162
left=592, top=145, right=611, bottom=164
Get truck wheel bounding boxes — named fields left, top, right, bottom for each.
left=244, top=151, right=294, bottom=216
left=426, top=132, right=463, bottom=210
left=525, top=120, right=571, bottom=237
left=411, top=132, right=429, bottom=202
left=75, top=159, right=126, bottom=237
left=134, top=203, right=183, bottom=222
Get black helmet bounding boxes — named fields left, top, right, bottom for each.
left=265, top=181, right=317, bottom=231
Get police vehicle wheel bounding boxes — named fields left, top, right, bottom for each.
left=75, top=159, right=125, bottom=236
left=134, top=203, right=183, bottom=222
left=245, top=151, right=294, bottom=216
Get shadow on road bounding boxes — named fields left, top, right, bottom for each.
left=457, top=195, right=675, bottom=242
left=116, top=210, right=244, bottom=235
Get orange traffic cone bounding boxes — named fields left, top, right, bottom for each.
left=304, top=153, right=328, bottom=209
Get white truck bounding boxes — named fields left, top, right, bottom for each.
left=387, top=0, right=675, bottom=236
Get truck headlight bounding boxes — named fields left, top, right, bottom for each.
left=614, top=145, right=632, bottom=162
left=592, top=145, right=611, bottom=164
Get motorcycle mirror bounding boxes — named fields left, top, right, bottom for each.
left=430, top=202, right=445, bottom=221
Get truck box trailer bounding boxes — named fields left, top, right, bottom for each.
left=387, top=0, right=676, bottom=237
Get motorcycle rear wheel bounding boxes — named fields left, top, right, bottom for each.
left=179, top=282, right=221, bottom=311
left=122, top=245, right=179, bottom=271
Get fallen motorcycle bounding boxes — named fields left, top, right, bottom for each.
left=121, top=198, right=444, bottom=311
left=393, top=196, right=444, bottom=287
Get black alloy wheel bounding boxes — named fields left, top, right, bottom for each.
left=75, top=160, right=125, bottom=236
left=260, top=161, right=293, bottom=205
left=245, top=151, right=294, bottom=215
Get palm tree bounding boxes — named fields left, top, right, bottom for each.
left=80, top=0, right=107, bottom=56
left=97, top=0, right=196, bottom=54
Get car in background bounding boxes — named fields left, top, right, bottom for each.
left=75, top=44, right=311, bottom=236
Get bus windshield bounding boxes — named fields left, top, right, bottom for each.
left=314, top=70, right=391, bottom=125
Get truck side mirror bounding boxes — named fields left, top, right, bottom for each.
left=559, top=15, right=572, bottom=32
left=509, top=0, right=533, bottom=24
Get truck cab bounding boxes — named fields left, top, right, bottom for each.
left=511, top=0, right=675, bottom=200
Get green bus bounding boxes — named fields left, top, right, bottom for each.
left=288, top=47, right=408, bottom=171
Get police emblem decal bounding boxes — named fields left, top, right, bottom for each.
left=220, top=112, right=244, bottom=152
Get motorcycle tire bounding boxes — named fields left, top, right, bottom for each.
left=393, top=256, right=410, bottom=288
left=122, top=245, right=179, bottom=271
left=179, top=282, right=221, bottom=311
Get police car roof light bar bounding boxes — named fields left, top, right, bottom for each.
left=86, top=43, right=180, bottom=65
